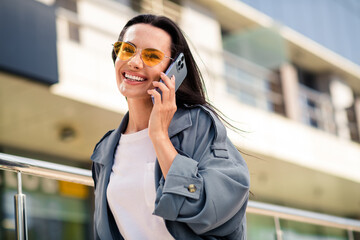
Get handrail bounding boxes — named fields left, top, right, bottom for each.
left=247, top=201, right=360, bottom=232
left=0, top=152, right=93, bottom=186
left=0, top=153, right=360, bottom=234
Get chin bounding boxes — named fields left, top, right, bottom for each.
left=118, top=89, right=149, bottom=101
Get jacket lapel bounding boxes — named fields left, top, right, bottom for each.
left=91, top=113, right=129, bottom=240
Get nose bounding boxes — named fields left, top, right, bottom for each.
left=127, top=51, right=143, bottom=69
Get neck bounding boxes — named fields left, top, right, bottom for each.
left=125, top=97, right=153, bottom=134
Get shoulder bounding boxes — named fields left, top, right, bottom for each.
left=174, top=105, right=227, bottom=150
left=90, top=129, right=116, bottom=163
left=177, top=104, right=223, bottom=127
left=185, top=104, right=226, bottom=137
left=91, top=112, right=129, bottom=161
left=92, top=129, right=114, bottom=152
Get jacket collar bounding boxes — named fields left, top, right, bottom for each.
left=168, top=107, right=192, bottom=138
left=91, top=108, right=192, bottom=165
left=90, top=112, right=129, bottom=165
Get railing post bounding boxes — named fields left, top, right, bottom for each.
left=347, top=229, right=354, bottom=240
left=274, top=216, right=283, bottom=240
left=14, top=171, right=28, bottom=240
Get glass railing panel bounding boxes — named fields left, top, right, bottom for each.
left=220, top=50, right=284, bottom=115
left=224, top=63, right=273, bottom=111
left=0, top=170, right=93, bottom=240
left=246, top=213, right=277, bottom=240
left=280, top=219, right=348, bottom=240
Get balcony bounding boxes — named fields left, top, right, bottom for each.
left=52, top=0, right=360, bottom=144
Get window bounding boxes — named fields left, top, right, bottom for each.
left=56, top=0, right=80, bottom=42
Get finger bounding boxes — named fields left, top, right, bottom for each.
left=152, top=80, right=168, bottom=91
left=147, top=89, right=161, bottom=105
left=169, top=75, right=176, bottom=100
left=152, top=80, right=169, bottom=100
left=159, top=73, right=176, bottom=102
left=160, top=72, right=175, bottom=91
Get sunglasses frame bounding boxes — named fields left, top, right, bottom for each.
left=112, top=41, right=173, bottom=67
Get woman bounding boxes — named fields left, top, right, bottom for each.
left=91, top=14, right=250, bottom=240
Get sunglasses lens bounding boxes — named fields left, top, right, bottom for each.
left=113, top=42, right=167, bottom=67
left=114, top=42, right=135, bottom=61
left=141, top=49, right=165, bottom=67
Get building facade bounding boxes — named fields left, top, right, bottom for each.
left=0, top=0, right=359, bottom=239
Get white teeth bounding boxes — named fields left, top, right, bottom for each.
left=125, top=73, right=145, bottom=82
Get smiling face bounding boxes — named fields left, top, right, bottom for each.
left=114, top=24, right=172, bottom=101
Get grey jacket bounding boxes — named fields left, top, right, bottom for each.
left=91, top=105, right=250, bottom=239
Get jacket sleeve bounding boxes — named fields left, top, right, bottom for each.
left=153, top=109, right=250, bottom=236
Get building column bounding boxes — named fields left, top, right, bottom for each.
left=354, top=96, right=360, bottom=140
left=280, top=63, right=301, bottom=121
left=329, top=76, right=354, bottom=140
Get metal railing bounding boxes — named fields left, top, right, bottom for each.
left=1, top=153, right=360, bottom=239
left=196, top=44, right=284, bottom=112
left=247, top=202, right=360, bottom=240
left=0, top=153, right=92, bottom=240
left=298, top=84, right=337, bottom=134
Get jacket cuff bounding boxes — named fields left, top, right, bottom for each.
left=153, top=154, right=203, bottom=220
left=162, top=154, right=203, bottom=200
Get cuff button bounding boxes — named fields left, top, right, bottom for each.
left=188, top=184, right=196, bottom=193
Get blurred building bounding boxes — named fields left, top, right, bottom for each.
left=0, top=0, right=359, bottom=239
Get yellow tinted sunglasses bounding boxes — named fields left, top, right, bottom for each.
left=113, top=41, right=173, bottom=67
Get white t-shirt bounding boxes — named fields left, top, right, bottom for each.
left=106, top=128, right=174, bottom=240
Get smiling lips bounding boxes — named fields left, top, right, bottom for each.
left=124, top=73, right=146, bottom=82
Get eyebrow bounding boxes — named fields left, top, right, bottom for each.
left=124, top=41, right=166, bottom=52
left=125, top=41, right=136, bottom=47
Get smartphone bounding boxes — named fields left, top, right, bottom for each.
left=164, top=52, right=187, bottom=91
left=152, top=53, right=187, bottom=103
